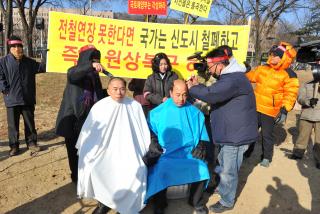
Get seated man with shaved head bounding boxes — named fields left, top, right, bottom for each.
left=144, top=79, right=210, bottom=214
left=76, top=77, right=151, bottom=214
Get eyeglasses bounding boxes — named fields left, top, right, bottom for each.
left=269, top=53, right=280, bottom=58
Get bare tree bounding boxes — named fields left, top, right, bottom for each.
left=0, top=0, right=13, bottom=54
left=66, top=0, right=111, bottom=15
left=214, top=0, right=306, bottom=65
left=13, top=0, right=62, bottom=57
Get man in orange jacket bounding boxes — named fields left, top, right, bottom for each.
left=246, top=42, right=299, bottom=167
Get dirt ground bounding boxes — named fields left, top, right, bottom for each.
left=0, top=72, right=320, bottom=214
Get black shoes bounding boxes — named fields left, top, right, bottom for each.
left=288, top=154, right=303, bottom=160
left=209, top=202, right=233, bottom=213
left=9, top=145, right=20, bottom=156
left=154, top=208, right=165, bottom=214
left=194, top=206, right=209, bottom=214
left=92, top=202, right=111, bottom=214
left=316, top=163, right=320, bottom=169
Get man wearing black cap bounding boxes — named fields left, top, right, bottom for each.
left=187, top=47, right=258, bottom=213
left=0, top=35, right=46, bottom=156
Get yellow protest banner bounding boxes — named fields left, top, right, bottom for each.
left=47, top=11, right=250, bottom=79
left=170, top=0, right=212, bottom=18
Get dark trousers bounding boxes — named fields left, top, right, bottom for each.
left=204, top=115, right=219, bottom=191
left=6, top=105, right=37, bottom=147
left=153, top=181, right=207, bottom=210
left=246, top=112, right=275, bottom=161
left=65, top=136, right=79, bottom=182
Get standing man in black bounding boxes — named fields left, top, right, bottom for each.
left=0, top=35, right=46, bottom=156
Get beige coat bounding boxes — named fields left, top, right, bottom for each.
left=298, top=82, right=320, bottom=121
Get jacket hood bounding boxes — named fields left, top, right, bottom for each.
left=77, top=47, right=101, bottom=66
left=267, top=42, right=296, bottom=70
left=222, top=57, right=246, bottom=75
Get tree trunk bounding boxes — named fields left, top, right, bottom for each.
left=4, top=0, right=13, bottom=55
left=26, top=28, right=33, bottom=57
left=253, top=0, right=261, bottom=66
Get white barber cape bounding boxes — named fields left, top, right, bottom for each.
left=76, top=96, right=150, bottom=214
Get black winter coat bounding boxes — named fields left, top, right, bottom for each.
left=0, top=54, right=45, bottom=107
left=55, top=50, right=105, bottom=139
left=143, top=70, right=178, bottom=108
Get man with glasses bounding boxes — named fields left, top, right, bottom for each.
left=0, top=35, right=46, bottom=156
left=245, top=42, right=299, bottom=167
left=187, top=47, right=258, bottom=213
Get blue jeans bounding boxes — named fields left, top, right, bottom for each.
left=217, top=144, right=249, bottom=207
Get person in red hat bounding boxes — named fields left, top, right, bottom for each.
left=187, top=47, right=258, bottom=213
left=0, top=35, right=46, bottom=156
left=55, top=44, right=107, bottom=184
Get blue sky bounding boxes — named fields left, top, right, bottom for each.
left=93, top=1, right=308, bottom=28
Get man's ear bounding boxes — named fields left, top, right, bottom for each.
left=169, top=90, right=173, bottom=97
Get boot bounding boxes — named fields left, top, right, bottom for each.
left=28, top=142, right=41, bottom=152
left=9, top=144, right=20, bottom=156
left=289, top=148, right=305, bottom=160
left=92, top=202, right=111, bottom=214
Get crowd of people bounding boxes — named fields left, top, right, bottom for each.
left=1, top=35, right=319, bottom=214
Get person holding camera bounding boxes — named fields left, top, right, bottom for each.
left=144, top=80, right=210, bottom=214
left=0, top=35, right=46, bottom=156
left=55, top=45, right=106, bottom=183
left=245, top=42, right=299, bottom=167
left=143, top=52, right=178, bottom=110
left=289, top=81, right=320, bottom=169
left=187, top=47, right=258, bottom=213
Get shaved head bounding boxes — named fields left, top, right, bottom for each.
left=173, top=79, right=187, bottom=91
left=107, top=77, right=127, bottom=102
left=170, top=79, right=188, bottom=107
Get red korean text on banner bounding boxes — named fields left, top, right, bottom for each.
left=128, top=0, right=167, bottom=15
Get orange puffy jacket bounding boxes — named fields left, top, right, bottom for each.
left=246, top=42, right=299, bottom=117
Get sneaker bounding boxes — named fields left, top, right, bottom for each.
left=288, top=154, right=302, bottom=160
left=194, top=206, right=209, bottom=214
left=316, top=163, right=320, bottom=170
left=209, top=202, right=232, bottom=213
left=28, top=142, right=41, bottom=152
left=260, top=159, right=270, bottom=167
left=9, top=145, right=20, bottom=156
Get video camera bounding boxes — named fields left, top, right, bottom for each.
left=187, top=52, right=209, bottom=79
left=296, top=40, right=320, bottom=81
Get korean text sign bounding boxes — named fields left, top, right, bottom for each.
left=128, top=0, right=167, bottom=15
left=47, top=11, right=250, bottom=79
left=170, top=0, right=212, bottom=18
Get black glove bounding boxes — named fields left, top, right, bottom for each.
left=274, top=107, right=288, bottom=124
left=243, top=61, right=251, bottom=72
left=191, top=141, right=207, bottom=161
left=142, top=131, right=163, bottom=167
left=310, top=98, right=318, bottom=108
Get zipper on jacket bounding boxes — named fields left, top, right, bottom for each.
left=272, top=95, right=275, bottom=107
